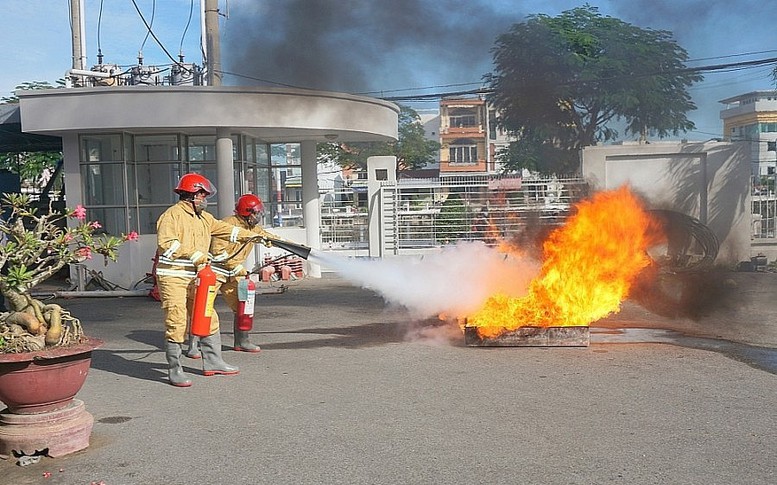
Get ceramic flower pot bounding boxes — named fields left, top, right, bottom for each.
left=0, top=337, right=103, bottom=415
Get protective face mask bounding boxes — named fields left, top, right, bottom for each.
left=193, top=198, right=208, bottom=213
left=246, top=212, right=262, bottom=227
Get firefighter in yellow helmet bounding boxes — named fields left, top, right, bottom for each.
left=187, top=194, right=276, bottom=357
left=156, top=173, right=261, bottom=387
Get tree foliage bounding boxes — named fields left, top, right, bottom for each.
left=0, top=194, right=137, bottom=353
left=435, top=193, right=468, bottom=243
left=1, top=81, right=62, bottom=104
left=486, top=5, right=702, bottom=174
left=318, top=105, right=439, bottom=170
left=1, top=81, right=64, bottom=192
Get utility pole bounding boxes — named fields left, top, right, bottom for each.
left=204, top=0, right=222, bottom=86
left=70, top=0, right=86, bottom=72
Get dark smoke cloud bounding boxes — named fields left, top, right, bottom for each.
left=223, top=0, right=520, bottom=93
left=222, top=0, right=777, bottom=137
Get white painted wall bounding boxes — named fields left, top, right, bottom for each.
left=582, top=141, right=753, bottom=265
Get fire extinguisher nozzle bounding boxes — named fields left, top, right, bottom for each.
left=266, top=238, right=312, bottom=260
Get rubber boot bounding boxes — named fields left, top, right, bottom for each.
left=201, top=332, right=239, bottom=376
left=186, top=334, right=202, bottom=359
left=233, top=320, right=261, bottom=353
left=164, top=341, right=192, bottom=387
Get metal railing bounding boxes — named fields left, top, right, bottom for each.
left=318, top=175, right=589, bottom=255
left=320, top=187, right=369, bottom=251
left=380, top=175, right=589, bottom=254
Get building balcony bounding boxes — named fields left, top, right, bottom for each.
left=439, top=159, right=487, bottom=173
left=441, top=126, right=484, bottom=136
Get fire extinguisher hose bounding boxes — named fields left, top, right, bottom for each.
left=219, top=237, right=312, bottom=266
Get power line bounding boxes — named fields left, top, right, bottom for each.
left=382, top=55, right=777, bottom=102
left=685, top=49, right=777, bottom=64
left=129, top=0, right=183, bottom=68
left=139, top=0, right=156, bottom=55
left=344, top=50, right=777, bottom=100
left=216, top=70, right=310, bottom=89
left=355, top=81, right=487, bottom=96
left=179, top=0, right=195, bottom=56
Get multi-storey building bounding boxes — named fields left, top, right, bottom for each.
left=438, top=97, right=511, bottom=175
left=719, top=91, right=777, bottom=176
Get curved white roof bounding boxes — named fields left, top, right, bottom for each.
left=18, top=86, right=399, bottom=143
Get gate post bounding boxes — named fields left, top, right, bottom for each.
left=367, top=156, right=397, bottom=258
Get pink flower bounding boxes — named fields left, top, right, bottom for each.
left=124, top=231, right=139, bottom=241
left=77, top=247, right=92, bottom=260
left=72, top=205, right=87, bottom=221
left=89, top=221, right=102, bottom=229
left=63, top=233, right=73, bottom=242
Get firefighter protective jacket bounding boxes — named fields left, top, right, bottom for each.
left=210, top=214, right=276, bottom=280
left=156, top=201, right=256, bottom=279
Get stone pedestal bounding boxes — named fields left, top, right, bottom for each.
left=0, top=399, right=94, bottom=457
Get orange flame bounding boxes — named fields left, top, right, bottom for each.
left=467, top=186, right=662, bottom=337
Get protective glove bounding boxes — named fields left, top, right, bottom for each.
left=194, top=259, right=210, bottom=273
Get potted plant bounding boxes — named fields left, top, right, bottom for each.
left=0, top=193, right=136, bottom=457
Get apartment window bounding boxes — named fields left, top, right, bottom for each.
left=739, top=124, right=758, bottom=140
left=449, top=138, right=478, bottom=164
left=449, top=108, right=477, bottom=128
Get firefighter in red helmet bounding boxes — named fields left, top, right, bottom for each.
left=156, top=173, right=261, bottom=387
left=187, top=194, right=277, bottom=357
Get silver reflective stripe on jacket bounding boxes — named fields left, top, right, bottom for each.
left=162, top=240, right=181, bottom=259
left=212, top=263, right=245, bottom=278
left=157, top=254, right=197, bottom=278
left=156, top=267, right=197, bottom=278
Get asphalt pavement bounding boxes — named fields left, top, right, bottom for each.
left=2, top=271, right=777, bottom=484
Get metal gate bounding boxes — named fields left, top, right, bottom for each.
left=378, top=175, right=589, bottom=255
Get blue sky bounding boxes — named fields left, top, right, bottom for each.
left=2, top=0, right=776, bottom=140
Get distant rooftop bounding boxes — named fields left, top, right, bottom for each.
left=719, top=90, right=777, bottom=105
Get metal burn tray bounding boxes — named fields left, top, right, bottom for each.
left=464, top=325, right=590, bottom=347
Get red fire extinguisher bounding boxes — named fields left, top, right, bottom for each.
left=235, top=275, right=256, bottom=331
left=191, top=264, right=218, bottom=337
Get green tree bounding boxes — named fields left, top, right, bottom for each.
left=1, top=81, right=64, bottom=192
left=486, top=5, right=702, bottom=174
left=318, top=105, right=439, bottom=170
left=435, top=193, right=469, bottom=243
left=1, top=80, right=63, bottom=104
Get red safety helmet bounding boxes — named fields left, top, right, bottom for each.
left=235, top=194, right=265, bottom=217
left=174, top=173, right=216, bottom=196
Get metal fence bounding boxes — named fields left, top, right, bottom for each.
left=319, top=173, right=777, bottom=257
left=379, top=175, right=589, bottom=255
left=320, top=187, right=369, bottom=252
left=318, top=175, right=589, bottom=255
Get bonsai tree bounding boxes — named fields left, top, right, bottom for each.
left=0, top=193, right=137, bottom=353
